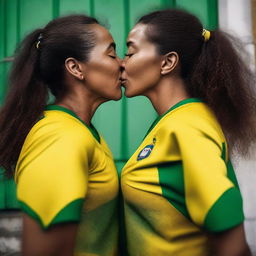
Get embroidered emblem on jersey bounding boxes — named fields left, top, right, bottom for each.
left=137, top=137, right=156, bottom=161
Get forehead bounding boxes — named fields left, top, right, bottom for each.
left=127, top=23, right=150, bottom=45
left=90, top=24, right=114, bottom=44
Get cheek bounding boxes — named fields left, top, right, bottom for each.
left=126, top=55, right=161, bottom=90
left=85, top=58, right=121, bottom=99
left=87, top=59, right=120, bottom=84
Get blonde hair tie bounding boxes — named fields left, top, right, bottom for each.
left=202, top=29, right=210, bottom=42
left=36, top=41, right=41, bottom=49
left=35, top=33, right=43, bottom=49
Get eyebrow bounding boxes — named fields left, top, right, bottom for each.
left=107, top=42, right=116, bottom=50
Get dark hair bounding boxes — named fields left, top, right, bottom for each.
left=138, top=9, right=256, bottom=155
left=0, top=14, right=98, bottom=176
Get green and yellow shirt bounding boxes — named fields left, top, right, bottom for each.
left=121, top=98, right=244, bottom=256
left=15, top=105, right=119, bottom=256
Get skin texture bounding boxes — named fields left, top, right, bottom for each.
left=121, top=24, right=190, bottom=115
left=22, top=214, right=78, bottom=256
left=121, top=24, right=163, bottom=98
left=80, top=24, right=122, bottom=102
left=57, top=24, right=122, bottom=124
left=209, top=224, right=251, bottom=256
left=22, top=24, right=122, bottom=256
left=121, top=23, right=251, bottom=256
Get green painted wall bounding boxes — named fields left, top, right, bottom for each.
left=0, top=0, right=218, bottom=209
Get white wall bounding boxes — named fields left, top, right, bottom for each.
left=218, top=0, right=256, bottom=254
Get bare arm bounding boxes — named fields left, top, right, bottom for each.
left=209, top=224, right=251, bottom=256
left=22, top=213, right=79, bottom=256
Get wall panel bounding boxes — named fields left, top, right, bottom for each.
left=0, top=0, right=219, bottom=209
left=59, top=0, right=91, bottom=16
left=5, top=179, right=19, bottom=208
left=6, top=0, right=18, bottom=57
left=0, top=0, right=6, bottom=209
left=19, top=0, right=53, bottom=39
left=0, top=173, right=5, bottom=208
left=92, top=0, right=127, bottom=160
left=0, top=0, right=6, bottom=104
left=176, top=0, right=218, bottom=29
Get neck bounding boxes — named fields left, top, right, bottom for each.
left=146, top=76, right=190, bottom=115
left=55, top=87, right=105, bottom=125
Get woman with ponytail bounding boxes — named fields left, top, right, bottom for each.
left=121, top=9, right=255, bottom=255
left=0, top=14, right=122, bottom=255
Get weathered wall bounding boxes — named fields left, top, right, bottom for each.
left=218, top=0, right=256, bottom=254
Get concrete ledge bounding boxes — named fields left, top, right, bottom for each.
left=0, top=210, right=22, bottom=256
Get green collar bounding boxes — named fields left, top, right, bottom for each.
left=144, top=98, right=203, bottom=137
left=45, top=105, right=101, bottom=143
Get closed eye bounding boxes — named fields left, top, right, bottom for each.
left=125, top=53, right=133, bottom=57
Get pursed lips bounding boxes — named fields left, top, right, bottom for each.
left=120, top=74, right=127, bottom=84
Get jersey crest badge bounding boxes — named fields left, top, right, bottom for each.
left=137, top=137, right=156, bottom=161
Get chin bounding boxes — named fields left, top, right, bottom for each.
left=123, top=82, right=142, bottom=98
left=124, top=89, right=140, bottom=98
left=112, top=94, right=123, bottom=101
left=110, top=89, right=123, bottom=101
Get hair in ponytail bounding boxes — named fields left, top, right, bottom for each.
left=0, top=29, right=47, bottom=176
left=138, top=9, right=256, bottom=155
left=190, top=30, right=256, bottom=155
left=0, top=15, right=98, bottom=176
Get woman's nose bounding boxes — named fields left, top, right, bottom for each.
left=116, top=57, right=125, bottom=70
left=117, top=56, right=122, bottom=65
left=120, top=58, right=126, bottom=68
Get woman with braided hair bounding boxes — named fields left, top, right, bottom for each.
left=121, top=9, right=256, bottom=256
left=0, top=14, right=122, bottom=255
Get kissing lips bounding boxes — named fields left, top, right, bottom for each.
left=120, top=78, right=127, bottom=85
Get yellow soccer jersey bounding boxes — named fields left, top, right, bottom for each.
left=15, top=105, right=119, bottom=256
left=121, top=98, right=244, bottom=256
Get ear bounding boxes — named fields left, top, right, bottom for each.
left=65, top=57, right=84, bottom=80
left=160, top=51, right=179, bottom=75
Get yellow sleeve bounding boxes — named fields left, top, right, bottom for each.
left=15, top=127, right=94, bottom=229
left=174, top=124, right=244, bottom=232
